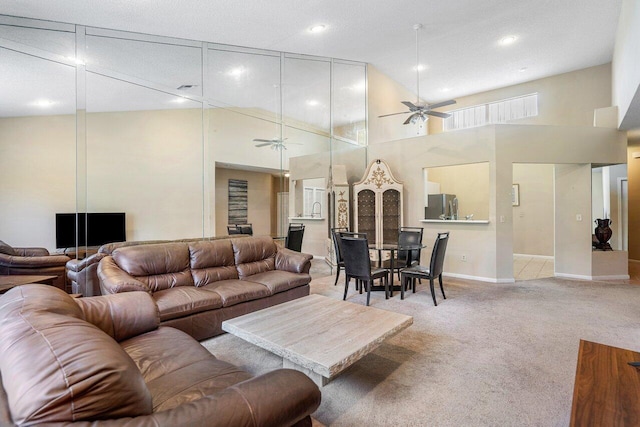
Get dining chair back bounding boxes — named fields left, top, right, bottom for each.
left=285, top=223, right=305, bottom=252
left=398, top=226, right=424, bottom=267
left=331, top=227, right=349, bottom=286
left=340, top=232, right=389, bottom=306
left=399, top=231, right=450, bottom=305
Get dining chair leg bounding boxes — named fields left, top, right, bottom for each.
left=412, top=277, right=417, bottom=293
left=343, top=275, right=349, bottom=301
left=366, top=280, right=371, bottom=306
left=384, top=275, right=389, bottom=300
left=334, top=267, right=341, bottom=286
left=400, top=274, right=406, bottom=300
left=439, top=274, right=446, bottom=299
left=359, top=279, right=363, bottom=294
left=429, top=278, right=437, bottom=306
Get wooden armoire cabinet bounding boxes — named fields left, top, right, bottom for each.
left=353, top=159, right=403, bottom=245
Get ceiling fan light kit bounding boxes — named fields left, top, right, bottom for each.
left=379, top=23, right=456, bottom=125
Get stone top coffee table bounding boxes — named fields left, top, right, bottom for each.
left=222, top=294, right=413, bottom=387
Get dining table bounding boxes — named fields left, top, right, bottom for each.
left=368, top=243, right=426, bottom=296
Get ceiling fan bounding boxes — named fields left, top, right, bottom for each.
left=379, top=24, right=456, bottom=125
left=253, top=138, right=301, bottom=150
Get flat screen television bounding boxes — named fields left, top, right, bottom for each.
left=56, top=213, right=126, bottom=248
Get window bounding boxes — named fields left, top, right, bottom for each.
left=443, top=93, right=538, bottom=132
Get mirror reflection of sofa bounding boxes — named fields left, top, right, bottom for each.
left=0, top=240, right=71, bottom=291
left=0, top=284, right=321, bottom=426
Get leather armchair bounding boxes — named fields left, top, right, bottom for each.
left=0, top=240, right=70, bottom=291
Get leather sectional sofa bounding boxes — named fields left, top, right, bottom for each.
left=0, top=284, right=321, bottom=426
left=99, top=235, right=312, bottom=341
left=0, top=240, right=71, bottom=291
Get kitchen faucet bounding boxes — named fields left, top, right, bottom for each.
left=311, top=202, right=321, bottom=218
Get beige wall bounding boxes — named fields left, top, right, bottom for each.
left=365, top=124, right=626, bottom=282
left=613, top=0, right=640, bottom=129
left=513, top=164, right=555, bottom=257
left=0, top=114, right=75, bottom=250
left=428, top=64, right=613, bottom=134
left=214, top=167, right=273, bottom=237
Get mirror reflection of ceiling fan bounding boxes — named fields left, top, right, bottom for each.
left=379, top=23, right=456, bottom=125
left=253, top=138, right=301, bottom=150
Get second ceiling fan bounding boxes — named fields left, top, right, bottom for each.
left=379, top=24, right=456, bottom=125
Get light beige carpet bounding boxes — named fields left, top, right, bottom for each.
left=201, top=274, right=640, bottom=426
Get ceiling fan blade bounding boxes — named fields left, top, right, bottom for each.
left=255, top=143, right=272, bottom=147
left=253, top=138, right=273, bottom=142
left=403, top=113, right=419, bottom=125
left=427, top=99, right=456, bottom=110
left=401, top=101, right=419, bottom=111
left=378, top=111, right=411, bottom=118
left=425, top=110, right=451, bottom=119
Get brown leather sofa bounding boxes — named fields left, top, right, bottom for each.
left=99, top=235, right=312, bottom=340
left=0, top=284, right=321, bottom=426
left=0, top=240, right=71, bottom=291
left=66, top=235, right=248, bottom=297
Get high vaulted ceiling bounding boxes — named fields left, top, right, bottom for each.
left=0, top=0, right=623, bottom=103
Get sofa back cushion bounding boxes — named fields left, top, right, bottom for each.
left=0, top=240, right=16, bottom=256
left=232, top=236, right=277, bottom=279
left=189, top=240, right=239, bottom=286
left=0, top=285, right=152, bottom=424
left=112, top=242, right=194, bottom=292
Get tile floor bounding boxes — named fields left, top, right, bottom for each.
left=513, top=255, right=555, bottom=280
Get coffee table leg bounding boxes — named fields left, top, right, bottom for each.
left=283, top=359, right=330, bottom=387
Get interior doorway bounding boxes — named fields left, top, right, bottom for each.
left=512, top=163, right=555, bottom=280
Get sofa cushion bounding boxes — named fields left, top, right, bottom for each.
left=231, top=236, right=277, bottom=279
left=0, top=240, right=16, bottom=256
left=244, top=270, right=312, bottom=295
left=0, top=285, right=152, bottom=424
left=189, top=240, right=239, bottom=285
left=153, top=286, right=223, bottom=321
left=113, top=242, right=194, bottom=292
left=201, top=279, right=270, bottom=307
left=121, top=327, right=252, bottom=411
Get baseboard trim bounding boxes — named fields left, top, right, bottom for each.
left=444, top=272, right=515, bottom=284
left=554, top=273, right=592, bottom=280
left=513, top=254, right=554, bottom=260
left=591, top=275, right=630, bottom=280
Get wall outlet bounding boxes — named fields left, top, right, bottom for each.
left=576, top=214, right=582, bottom=221
left=500, top=215, right=505, bottom=223
left=461, top=254, right=467, bottom=262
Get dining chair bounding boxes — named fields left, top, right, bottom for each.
left=285, top=223, right=305, bottom=252
left=340, top=233, right=389, bottom=306
left=227, top=225, right=242, bottom=235
left=383, top=226, right=424, bottom=280
left=331, top=227, right=349, bottom=286
left=399, top=231, right=450, bottom=305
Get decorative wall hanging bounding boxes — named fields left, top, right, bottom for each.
left=228, top=179, right=248, bottom=224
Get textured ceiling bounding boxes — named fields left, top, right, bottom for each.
left=0, top=0, right=623, bottom=104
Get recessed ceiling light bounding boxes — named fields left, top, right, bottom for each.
left=306, top=99, right=320, bottom=106
left=441, top=87, right=451, bottom=92
left=500, top=35, right=518, bottom=46
left=413, top=64, right=426, bottom=72
left=31, top=99, right=56, bottom=108
left=351, top=81, right=366, bottom=92
left=227, top=67, right=245, bottom=77
left=171, top=98, right=188, bottom=104
left=309, top=24, right=327, bottom=33
left=66, top=56, right=85, bottom=65
left=519, top=67, right=528, bottom=72
left=284, top=172, right=291, bottom=177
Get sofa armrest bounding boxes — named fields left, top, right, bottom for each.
left=75, top=292, right=159, bottom=342
left=66, top=252, right=106, bottom=272
left=276, top=247, right=313, bottom=274
left=98, top=256, right=150, bottom=295
left=0, top=253, right=71, bottom=268
left=42, top=370, right=320, bottom=427
left=13, top=247, right=50, bottom=257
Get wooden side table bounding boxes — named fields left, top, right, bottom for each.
left=570, top=339, right=640, bottom=426
left=0, top=275, right=57, bottom=294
